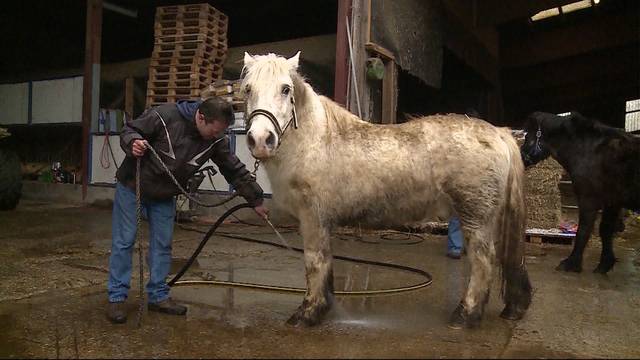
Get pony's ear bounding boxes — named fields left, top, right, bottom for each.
left=287, top=51, right=301, bottom=70
left=244, top=52, right=255, bottom=67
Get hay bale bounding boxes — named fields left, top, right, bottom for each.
left=524, top=157, right=564, bottom=229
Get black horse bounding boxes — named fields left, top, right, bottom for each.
left=521, top=111, right=640, bottom=273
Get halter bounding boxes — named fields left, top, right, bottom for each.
left=245, top=95, right=298, bottom=146
left=523, top=119, right=544, bottom=165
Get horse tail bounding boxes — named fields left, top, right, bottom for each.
left=498, top=137, right=532, bottom=319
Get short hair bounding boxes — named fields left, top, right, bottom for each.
left=199, top=97, right=234, bottom=125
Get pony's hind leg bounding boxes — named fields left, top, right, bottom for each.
left=286, top=209, right=334, bottom=327
left=449, top=224, right=495, bottom=329
left=593, top=207, right=620, bottom=274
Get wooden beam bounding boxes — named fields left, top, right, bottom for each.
left=81, top=0, right=102, bottom=200
left=333, top=0, right=351, bottom=106
left=502, top=12, right=638, bottom=68
left=364, top=42, right=395, bottom=61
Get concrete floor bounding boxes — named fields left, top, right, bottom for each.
left=1, top=200, right=639, bottom=358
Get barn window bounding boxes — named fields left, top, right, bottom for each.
left=625, top=99, right=640, bottom=132
left=531, top=0, right=599, bottom=22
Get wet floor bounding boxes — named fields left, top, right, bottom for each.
left=1, top=200, right=639, bottom=358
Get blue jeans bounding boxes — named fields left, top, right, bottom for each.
left=447, top=216, right=464, bottom=254
left=108, top=182, right=176, bottom=304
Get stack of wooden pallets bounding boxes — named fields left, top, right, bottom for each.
left=146, top=3, right=228, bottom=107
left=200, top=79, right=244, bottom=110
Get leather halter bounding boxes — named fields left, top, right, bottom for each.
left=245, top=96, right=298, bottom=146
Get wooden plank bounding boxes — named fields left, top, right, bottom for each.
left=364, top=42, right=395, bottom=61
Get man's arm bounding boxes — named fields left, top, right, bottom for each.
left=210, top=137, right=264, bottom=207
left=120, top=109, right=160, bottom=157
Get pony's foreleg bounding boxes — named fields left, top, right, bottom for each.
left=557, top=207, right=598, bottom=272
left=449, top=225, right=495, bottom=329
left=286, top=210, right=334, bottom=327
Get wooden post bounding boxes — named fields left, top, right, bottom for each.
left=334, top=0, right=351, bottom=106
left=124, top=76, right=134, bottom=119
left=81, top=0, right=103, bottom=200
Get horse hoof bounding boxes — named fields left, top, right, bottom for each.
left=593, top=261, right=615, bottom=274
left=500, top=303, right=526, bottom=321
left=448, top=303, right=481, bottom=329
left=555, top=258, right=582, bottom=273
left=285, top=303, right=328, bottom=327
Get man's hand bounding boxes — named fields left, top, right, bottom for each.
left=132, top=139, right=148, bottom=158
left=254, top=204, right=269, bottom=220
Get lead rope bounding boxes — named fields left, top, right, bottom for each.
left=135, top=157, right=144, bottom=328
left=145, top=142, right=238, bottom=208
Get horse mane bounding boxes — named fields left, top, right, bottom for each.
left=318, top=96, right=369, bottom=129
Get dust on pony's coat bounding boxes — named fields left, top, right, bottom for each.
left=277, top=95, right=516, bottom=231
left=242, top=52, right=531, bottom=327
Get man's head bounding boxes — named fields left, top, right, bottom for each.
left=195, top=97, right=234, bottom=140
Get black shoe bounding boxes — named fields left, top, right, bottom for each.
left=148, top=298, right=187, bottom=316
left=107, top=302, right=127, bottom=324
left=447, top=252, right=462, bottom=260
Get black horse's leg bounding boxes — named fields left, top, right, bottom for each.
left=557, top=208, right=598, bottom=272
left=593, top=207, right=620, bottom=274
left=286, top=209, right=334, bottom=327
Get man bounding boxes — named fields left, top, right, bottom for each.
left=107, top=97, right=268, bottom=324
left=447, top=216, right=463, bottom=259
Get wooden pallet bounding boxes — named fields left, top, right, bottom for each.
left=151, top=47, right=227, bottom=63
left=525, top=229, right=575, bottom=245
left=154, top=17, right=227, bottom=33
left=153, top=40, right=226, bottom=54
left=149, top=55, right=220, bottom=68
left=154, top=26, right=227, bottom=39
left=146, top=87, right=202, bottom=97
left=156, top=11, right=228, bottom=24
left=146, top=94, right=199, bottom=107
left=149, top=65, right=215, bottom=79
left=156, top=3, right=225, bottom=17
left=147, top=76, right=209, bottom=90
left=154, top=33, right=228, bottom=47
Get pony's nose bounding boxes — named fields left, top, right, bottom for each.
left=247, top=131, right=256, bottom=149
left=266, top=131, right=276, bottom=147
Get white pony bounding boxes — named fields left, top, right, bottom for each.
left=241, top=51, right=532, bottom=328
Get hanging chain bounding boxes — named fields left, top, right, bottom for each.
left=250, top=159, right=261, bottom=180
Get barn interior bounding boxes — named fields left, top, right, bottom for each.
left=0, top=0, right=639, bottom=358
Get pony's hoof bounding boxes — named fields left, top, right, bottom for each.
left=285, top=303, right=328, bottom=327
left=500, top=303, right=527, bottom=321
left=556, top=258, right=582, bottom=272
left=448, top=303, right=481, bottom=329
left=593, top=260, right=616, bottom=274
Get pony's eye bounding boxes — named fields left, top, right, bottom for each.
left=245, top=85, right=251, bottom=94
left=282, top=85, right=291, bottom=96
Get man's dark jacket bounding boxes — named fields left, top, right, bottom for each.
left=116, top=100, right=263, bottom=205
